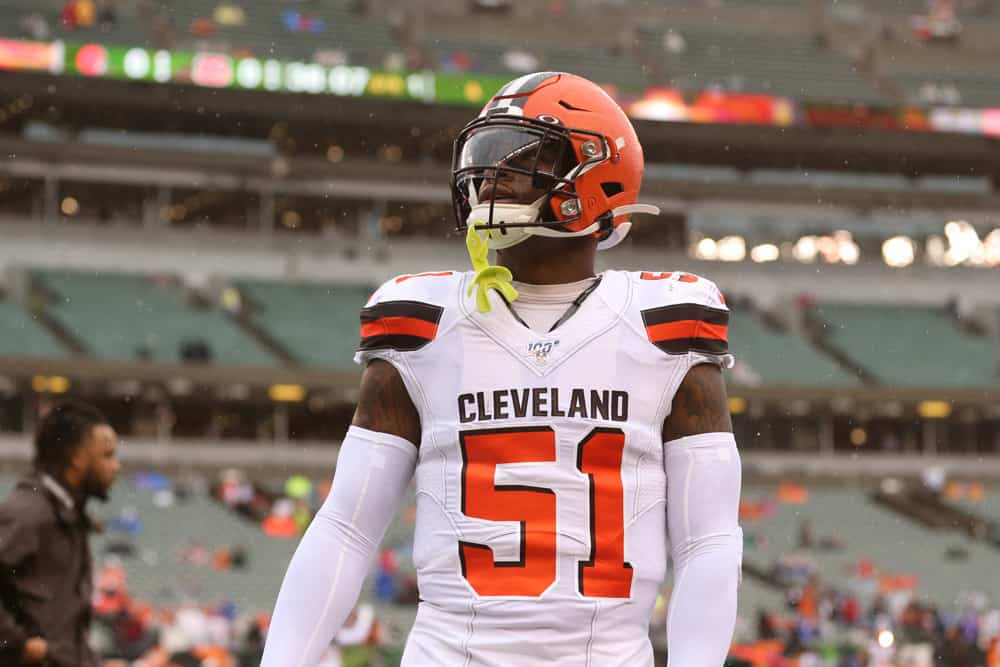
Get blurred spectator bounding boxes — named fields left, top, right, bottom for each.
left=214, top=2, right=246, bottom=27
left=62, top=0, right=96, bottom=28
left=262, top=499, right=299, bottom=538
left=798, top=518, right=816, bottom=550
left=663, top=29, right=687, bottom=55
left=502, top=49, right=540, bottom=72
left=440, top=50, right=474, bottom=73
left=470, top=0, right=512, bottom=13
left=0, top=400, right=120, bottom=667
left=314, top=48, right=349, bottom=66
left=97, top=0, right=116, bottom=31
left=190, top=17, right=218, bottom=39
left=18, top=13, right=50, bottom=40
left=912, top=0, right=962, bottom=43
left=282, top=9, right=324, bottom=33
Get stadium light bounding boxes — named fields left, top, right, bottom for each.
left=60, top=196, right=79, bottom=216
left=882, top=236, right=916, bottom=268
left=793, top=236, right=818, bottom=263
left=31, top=375, right=70, bottom=393
left=918, top=400, right=952, bottom=419
left=269, top=383, right=306, bottom=402
left=326, top=145, right=345, bottom=162
left=984, top=228, right=1000, bottom=266
left=750, top=243, right=779, bottom=263
left=281, top=210, right=302, bottom=229
left=694, top=237, right=719, bottom=261
left=943, top=220, right=982, bottom=266
left=717, top=236, right=746, bottom=262
left=835, top=231, right=860, bottom=265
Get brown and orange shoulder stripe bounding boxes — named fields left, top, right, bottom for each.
left=359, top=300, right=444, bottom=352
left=640, top=303, right=729, bottom=356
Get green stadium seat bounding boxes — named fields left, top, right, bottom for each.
left=744, top=484, right=1000, bottom=606
left=34, top=270, right=278, bottom=367
left=645, top=163, right=743, bottom=183
left=0, top=298, right=68, bottom=359
left=728, top=305, right=859, bottom=386
left=235, top=279, right=373, bottom=369
left=812, top=302, right=1000, bottom=386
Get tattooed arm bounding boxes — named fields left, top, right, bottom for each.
left=352, top=359, right=422, bottom=446
left=261, top=360, right=419, bottom=666
left=662, top=363, right=732, bottom=441
left=661, top=362, right=742, bottom=667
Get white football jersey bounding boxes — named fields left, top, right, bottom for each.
left=354, top=268, right=731, bottom=667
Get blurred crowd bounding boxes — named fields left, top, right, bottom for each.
left=711, top=482, right=1000, bottom=667
left=723, top=576, right=1000, bottom=667
left=84, top=469, right=400, bottom=667
left=84, top=469, right=1000, bottom=667
left=91, top=559, right=385, bottom=667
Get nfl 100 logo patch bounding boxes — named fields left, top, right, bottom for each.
left=526, top=339, right=560, bottom=366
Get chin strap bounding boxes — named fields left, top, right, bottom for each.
left=466, top=222, right=519, bottom=313
left=597, top=204, right=661, bottom=250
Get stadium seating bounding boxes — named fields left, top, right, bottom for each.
left=1, top=0, right=401, bottom=67
left=743, top=484, right=1000, bottom=608
left=161, top=0, right=401, bottom=66
left=883, top=69, right=1000, bottom=109
left=426, top=35, right=650, bottom=91
left=914, top=174, right=992, bottom=194
left=94, top=476, right=296, bottom=612
left=427, top=35, right=523, bottom=75
left=748, top=169, right=910, bottom=191
left=641, top=28, right=888, bottom=105
left=33, top=270, right=279, bottom=367
left=542, top=46, right=650, bottom=92
left=728, top=305, right=859, bottom=386
left=645, top=163, right=744, bottom=184
left=235, top=279, right=373, bottom=368
left=0, top=298, right=67, bottom=359
left=650, top=165, right=994, bottom=196
left=810, top=302, right=1000, bottom=386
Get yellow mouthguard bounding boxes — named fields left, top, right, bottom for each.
left=465, top=222, right=518, bottom=313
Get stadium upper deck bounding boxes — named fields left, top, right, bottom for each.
left=5, top=0, right=1000, bottom=108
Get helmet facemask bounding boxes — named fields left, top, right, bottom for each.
left=451, top=114, right=612, bottom=251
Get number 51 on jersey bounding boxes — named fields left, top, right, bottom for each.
left=458, top=426, right=634, bottom=599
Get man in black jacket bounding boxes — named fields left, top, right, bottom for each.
left=0, top=400, right=121, bottom=666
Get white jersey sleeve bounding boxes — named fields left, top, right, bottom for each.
left=629, top=270, right=734, bottom=371
left=353, top=271, right=466, bottom=426
left=353, top=271, right=462, bottom=367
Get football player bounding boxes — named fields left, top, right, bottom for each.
left=262, top=72, right=742, bottom=667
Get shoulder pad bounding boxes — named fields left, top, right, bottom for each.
left=631, top=271, right=729, bottom=356
left=358, top=271, right=462, bottom=353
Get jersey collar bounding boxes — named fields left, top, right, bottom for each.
left=460, top=270, right=631, bottom=376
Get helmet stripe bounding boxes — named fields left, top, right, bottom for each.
left=482, top=71, right=562, bottom=116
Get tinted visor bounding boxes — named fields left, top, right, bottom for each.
left=456, top=125, right=577, bottom=180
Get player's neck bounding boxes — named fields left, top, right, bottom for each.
left=497, top=239, right=597, bottom=285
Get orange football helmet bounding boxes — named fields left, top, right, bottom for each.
left=451, top=71, right=658, bottom=250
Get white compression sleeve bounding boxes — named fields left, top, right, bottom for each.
left=664, top=432, right=743, bottom=667
left=261, top=426, right=417, bottom=667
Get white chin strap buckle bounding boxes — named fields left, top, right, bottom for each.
left=466, top=201, right=661, bottom=252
